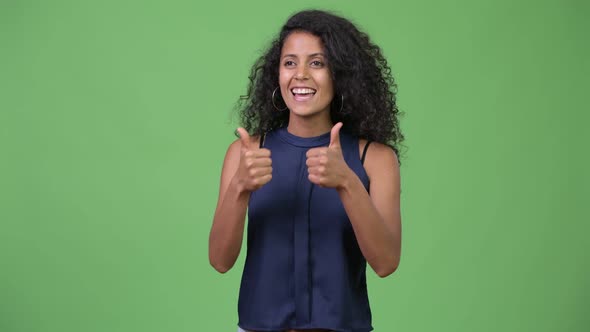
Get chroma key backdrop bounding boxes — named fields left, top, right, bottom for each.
left=1, top=0, right=587, bottom=331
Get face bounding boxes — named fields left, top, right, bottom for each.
left=279, top=31, right=334, bottom=119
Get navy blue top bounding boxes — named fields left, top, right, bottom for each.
left=238, top=127, right=373, bottom=332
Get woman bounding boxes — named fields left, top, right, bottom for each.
left=209, top=9, right=404, bottom=332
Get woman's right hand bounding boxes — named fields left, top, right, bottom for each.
left=209, top=129, right=270, bottom=273
left=234, top=128, right=272, bottom=192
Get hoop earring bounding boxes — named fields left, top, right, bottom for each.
left=272, top=87, right=288, bottom=111
left=332, top=94, right=344, bottom=113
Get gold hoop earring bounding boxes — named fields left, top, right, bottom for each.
left=272, top=87, right=288, bottom=111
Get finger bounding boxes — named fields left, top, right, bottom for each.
left=308, top=165, right=325, bottom=175
left=249, top=166, right=273, bottom=178
left=329, top=122, right=343, bottom=149
left=237, top=127, right=251, bottom=150
left=251, top=158, right=272, bottom=168
left=251, top=148, right=271, bottom=158
left=306, top=147, right=327, bottom=158
left=308, top=173, right=321, bottom=185
left=245, top=157, right=272, bottom=169
left=257, top=174, right=272, bottom=186
left=244, top=150, right=271, bottom=162
left=306, top=157, right=320, bottom=167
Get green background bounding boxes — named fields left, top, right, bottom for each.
left=1, top=0, right=588, bottom=331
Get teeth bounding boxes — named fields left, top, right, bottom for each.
left=291, top=88, right=316, bottom=94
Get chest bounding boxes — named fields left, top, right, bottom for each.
left=247, top=144, right=366, bottom=234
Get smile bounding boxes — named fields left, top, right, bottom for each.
left=291, top=87, right=316, bottom=101
left=291, top=88, right=316, bottom=95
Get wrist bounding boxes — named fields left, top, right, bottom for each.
left=230, top=175, right=251, bottom=197
left=336, top=168, right=357, bottom=193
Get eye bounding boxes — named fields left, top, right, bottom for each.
left=284, top=60, right=296, bottom=67
left=310, top=60, right=324, bottom=67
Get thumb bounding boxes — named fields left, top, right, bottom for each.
left=329, top=122, right=343, bottom=148
left=236, top=127, right=251, bottom=150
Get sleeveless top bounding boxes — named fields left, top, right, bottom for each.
left=238, top=127, right=373, bottom=332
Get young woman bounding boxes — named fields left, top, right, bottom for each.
left=209, top=10, right=404, bottom=332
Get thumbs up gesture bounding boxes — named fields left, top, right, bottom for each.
left=306, top=122, right=351, bottom=189
left=235, top=128, right=273, bottom=192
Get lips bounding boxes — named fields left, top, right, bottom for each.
left=290, top=87, right=316, bottom=101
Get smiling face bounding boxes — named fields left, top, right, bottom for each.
left=279, top=31, right=334, bottom=122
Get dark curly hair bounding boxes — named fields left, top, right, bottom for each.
left=237, top=9, right=404, bottom=156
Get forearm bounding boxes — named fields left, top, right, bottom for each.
left=337, top=171, right=401, bottom=277
left=209, top=178, right=250, bottom=273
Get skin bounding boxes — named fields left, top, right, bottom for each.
left=208, top=31, right=402, bottom=332
left=279, top=31, right=334, bottom=137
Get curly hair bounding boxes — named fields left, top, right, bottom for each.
left=237, top=9, right=404, bottom=156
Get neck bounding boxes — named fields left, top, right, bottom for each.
left=287, top=112, right=332, bottom=137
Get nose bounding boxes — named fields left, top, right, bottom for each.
left=295, top=66, right=309, bottom=80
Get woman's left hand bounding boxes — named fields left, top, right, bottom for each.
left=306, top=122, right=353, bottom=189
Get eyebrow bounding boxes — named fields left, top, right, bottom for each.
left=282, top=53, right=325, bottom=59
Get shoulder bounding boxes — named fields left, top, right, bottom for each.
left=358, top=140, right=399, bottom=178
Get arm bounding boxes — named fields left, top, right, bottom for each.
left=208, top=131, right=272, bottom=273
left=306, top=123, right=401, bottom=277
left=337, top=142, right=401, bottom=278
